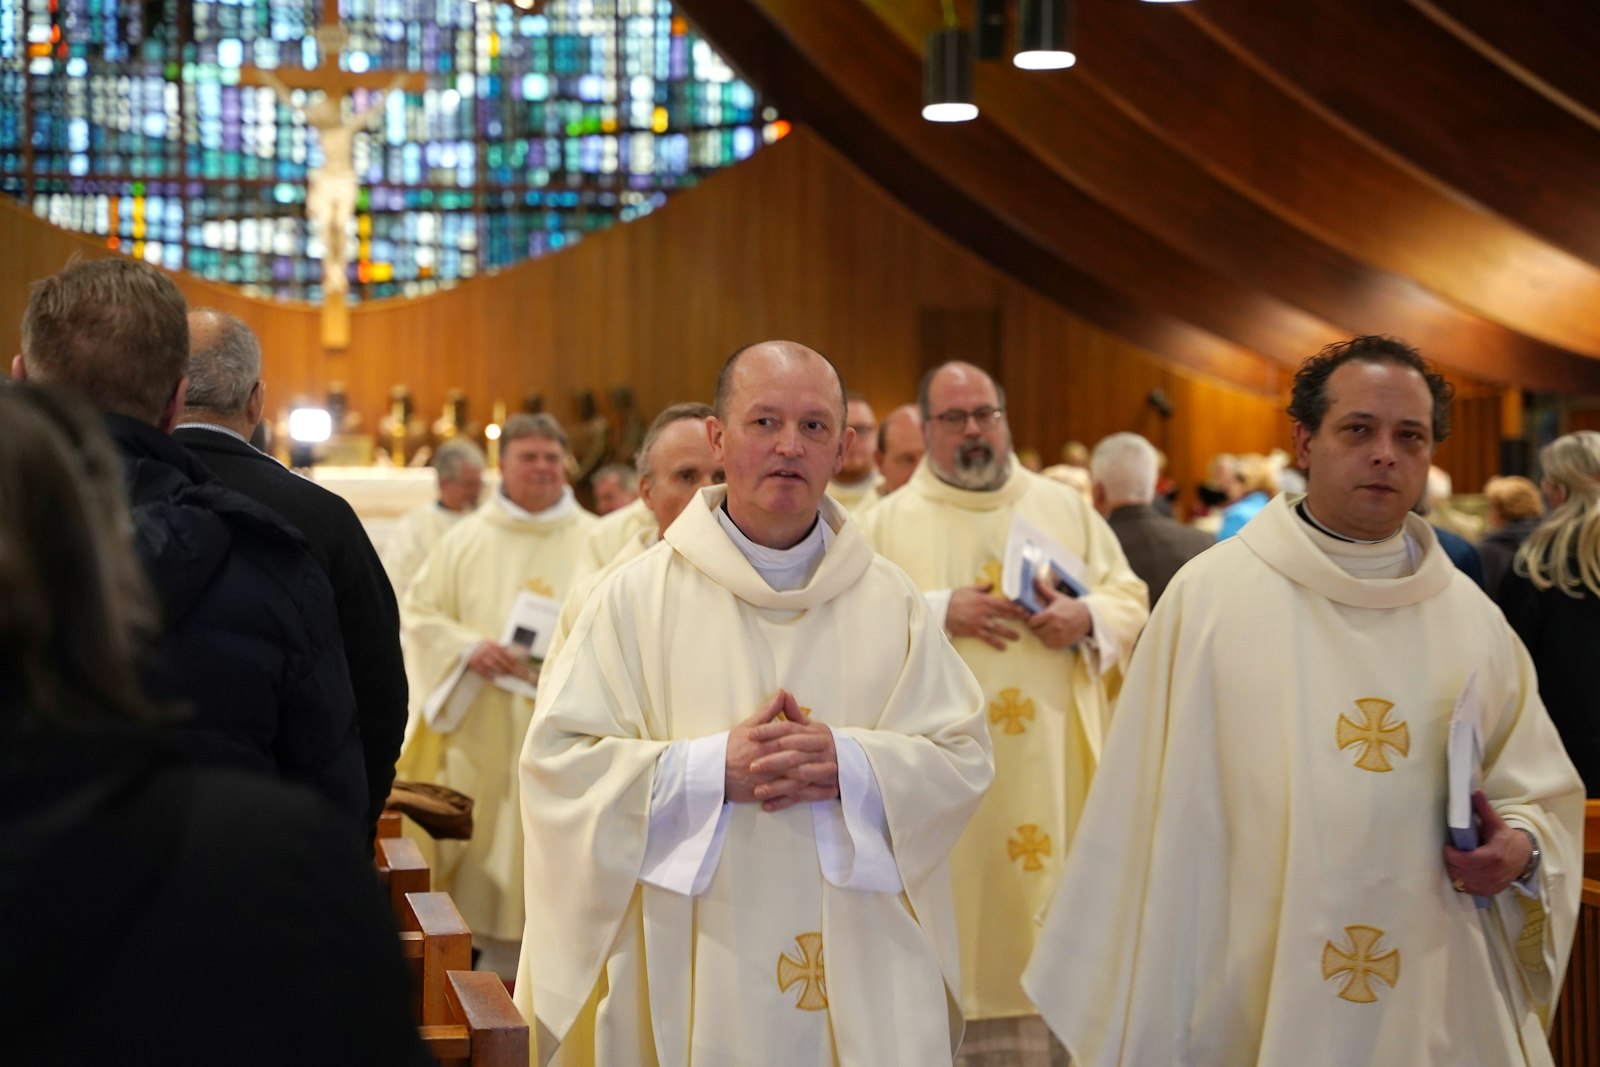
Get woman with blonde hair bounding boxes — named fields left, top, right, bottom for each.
left=0, top=384, right=430, bottom=1065
left=1496, top=430, right=1600, bottom=795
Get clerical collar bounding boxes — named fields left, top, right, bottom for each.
left=1294, top=499, right=1397, bottom=545
left=497, top=484, right=577, bottom=523
left=180, top=421, right=252, bottom=447
left=1293, top=499, right=1418, bottom=578
left=714, top=500, right=833, bottom=592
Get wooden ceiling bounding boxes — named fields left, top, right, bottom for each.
left=674, top=0, right=1600, bottom=395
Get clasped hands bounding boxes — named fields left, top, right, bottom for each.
left=946, top=576, right=1092, bottom=651
left=1442, top=790, right=1534, bottom=898
left=725, top=690, right=839, bottom=813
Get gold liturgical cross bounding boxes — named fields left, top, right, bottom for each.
left=1321, top=925, right=1400, bottom=1004
left=777, top=933, right=828, bottom=1011
left=1007, top=824, right=1052, bottom=871
left=1336, top=698, right=1410, bottom=772
left=989, top=688, right=1036, bottom=736
left=524, top=577, right=554, bottom=597
left=978, top=560, right=1004, bottom=591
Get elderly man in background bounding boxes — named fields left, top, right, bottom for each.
left=1089, top=432, right=1214, bottom=607
left=175, top=308, right=407, bottom=844
left=874, top=402, right=925, bottom=498
left=382, top=437, right=486, bottom=597
left=398, top=413, right=594, bottom=977
left=590, top=462, right=640, bottom=515
left=863, top=361, right=1148, bottom=1065
left=516, top=341, right=992, bottom=1064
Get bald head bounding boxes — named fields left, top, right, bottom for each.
left=714, top=341, right=847, bottom=426
left=875, top=404, right=924, bottom=495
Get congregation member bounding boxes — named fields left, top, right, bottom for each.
left=544, top=402, right=723, bottom=658
left=1480, top=474, right=1546, bottom=595
left=590, top=462, right=640, bottom=515
left=825, top=390, right=882, bottom=513
left=1025, top=336, right=1583, bottom=1065
left=176, top=308, right=408, bottom=842
left=12, top=259, right=365, bottom=830
left=862, top=361, right=1147, bottom=1064
left=382, top=437, right=486, bottom=597
left=1215, top=451, right=1277, bottom=539
left=1428, top=463, right=1486, bottom=544
left=399, top=412, right=594, bottom=977
left=874, top=402, right=925, bottom=497
left=1089, top=431, right=1214, bottom=606
left=1415, top=493, right=1487, bottom=589
left=0, top=383, right=430, bottom=1066
left=516, top=341, right=993, bottom=1064
left=1496, top=431, right=1600, bottom=795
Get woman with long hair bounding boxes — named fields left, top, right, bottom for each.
left=1496, top=430, right=1600, bottom=795
left=0, top=383, right=430, bottom=1065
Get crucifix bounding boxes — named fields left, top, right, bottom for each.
left=239, top=0, right=423, bottom=349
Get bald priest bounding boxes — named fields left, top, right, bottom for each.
left=515, top=341, right=994, bottom=1065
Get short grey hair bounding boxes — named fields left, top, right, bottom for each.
left=638, top=402, right=715, bottom=478
left=594, top=463, right=640, bottom=492
left=184, top=308, right=261, bottom=416
left=502, top=412, right=567, bottom=450
left=1090, top=432, right=1158, bottom=503
left=434, top=438, right=486, bottom=482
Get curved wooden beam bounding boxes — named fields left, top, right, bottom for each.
left=1189, top=0, right=1600, bottom=270
left=678, top=0, right=1600, bottom=393
left=1416, top=0, right=1600, bottom=125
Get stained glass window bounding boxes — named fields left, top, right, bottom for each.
left=1, top=0, right=784, bottom=301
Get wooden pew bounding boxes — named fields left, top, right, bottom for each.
left=398, top=891, right=472, bottom=1025
left=1584, top=800, right=1600, bottom=882
left=420, top=971, right=530, bottom=1067
left=377, top=810, right=403, bottom=839
left=1552, top=879, right=1600, bottom=1067
left=376, top=834, right=430, bottom=922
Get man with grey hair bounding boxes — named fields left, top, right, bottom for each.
left=11, top=259, right=365, bottom=832
left=398, top=411, right=594, bottom=977
left=862, top=360, right=1147, bottom=1065
left=383, top=437, right=486, bottom=597
left=590, top=462, right=640, bottom=515
left=175, top=307, right=408, bottom=844
left=1090, top=432, right=1215, bottom=606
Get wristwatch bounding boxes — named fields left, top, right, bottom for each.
left=1514, top=827, right=1542, bottom=882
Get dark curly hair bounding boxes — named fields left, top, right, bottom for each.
left=1287, top=336, right=1453, bottom=442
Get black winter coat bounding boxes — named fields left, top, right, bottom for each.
left=107, top=415, right=366, bottom=829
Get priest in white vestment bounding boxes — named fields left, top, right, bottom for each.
left=516, top=342, right=993, bottom=1066
left=1024, top=337, right=1584, bottom=1066
left=873, top=402, right=924, bottom=498
left=398, top=415, right=593, bottom=975
left=824, top=392, right=882, bottom=515
left=546, top=402, right=723, bottom=662
left=861, top=362, right=1148, bottom=1062
left=382, top=437, right=486, bottom=597
left=568, top=494, right=655, bottom=585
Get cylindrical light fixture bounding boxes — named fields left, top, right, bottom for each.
left=923, top=26, right=978, bottom=122
left=1014, top=0, right=1076, bottom=70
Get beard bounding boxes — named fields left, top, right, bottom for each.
left=934, top=437, right=1010, bottom=491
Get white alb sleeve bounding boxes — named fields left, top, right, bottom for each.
left=811, top=731, right=902, bottom=892
left=639, top=732, right=730, bottom=896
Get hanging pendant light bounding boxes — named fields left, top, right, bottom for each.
left=923, top=26, right=978, bottom=122
left=1014, top=0, right=1076, bottom=70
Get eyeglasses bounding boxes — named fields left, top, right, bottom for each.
left=931, top=406, right=1005, bottom=431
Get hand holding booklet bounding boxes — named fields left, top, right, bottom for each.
left=420, top=588, right=561, bottom=733
left=1446, top=670, right=1490, bottom=909
left=1000, top=515, right=1089, bottom=614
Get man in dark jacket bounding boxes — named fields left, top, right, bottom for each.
left=12, top=258, right=365, bottom=832
left=175, top=307, right=407, bottom=841
left=1090, top=432, right=1215, bottom=606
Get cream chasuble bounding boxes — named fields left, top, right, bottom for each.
left=515, top=487, right=993, bottom=1066
left=397, top=494, right=593, bottom=941
left=1022, top=494, right=1584, bottom=1067
left=861, top=460, right=1149, bottom=1020
left=570, top=496, right=655, bottom=585
left=546, top=525, right=653, bottom=666
left=826, top=471, right=881, bottom=516
left=383, top=501, right=467, bottom=597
